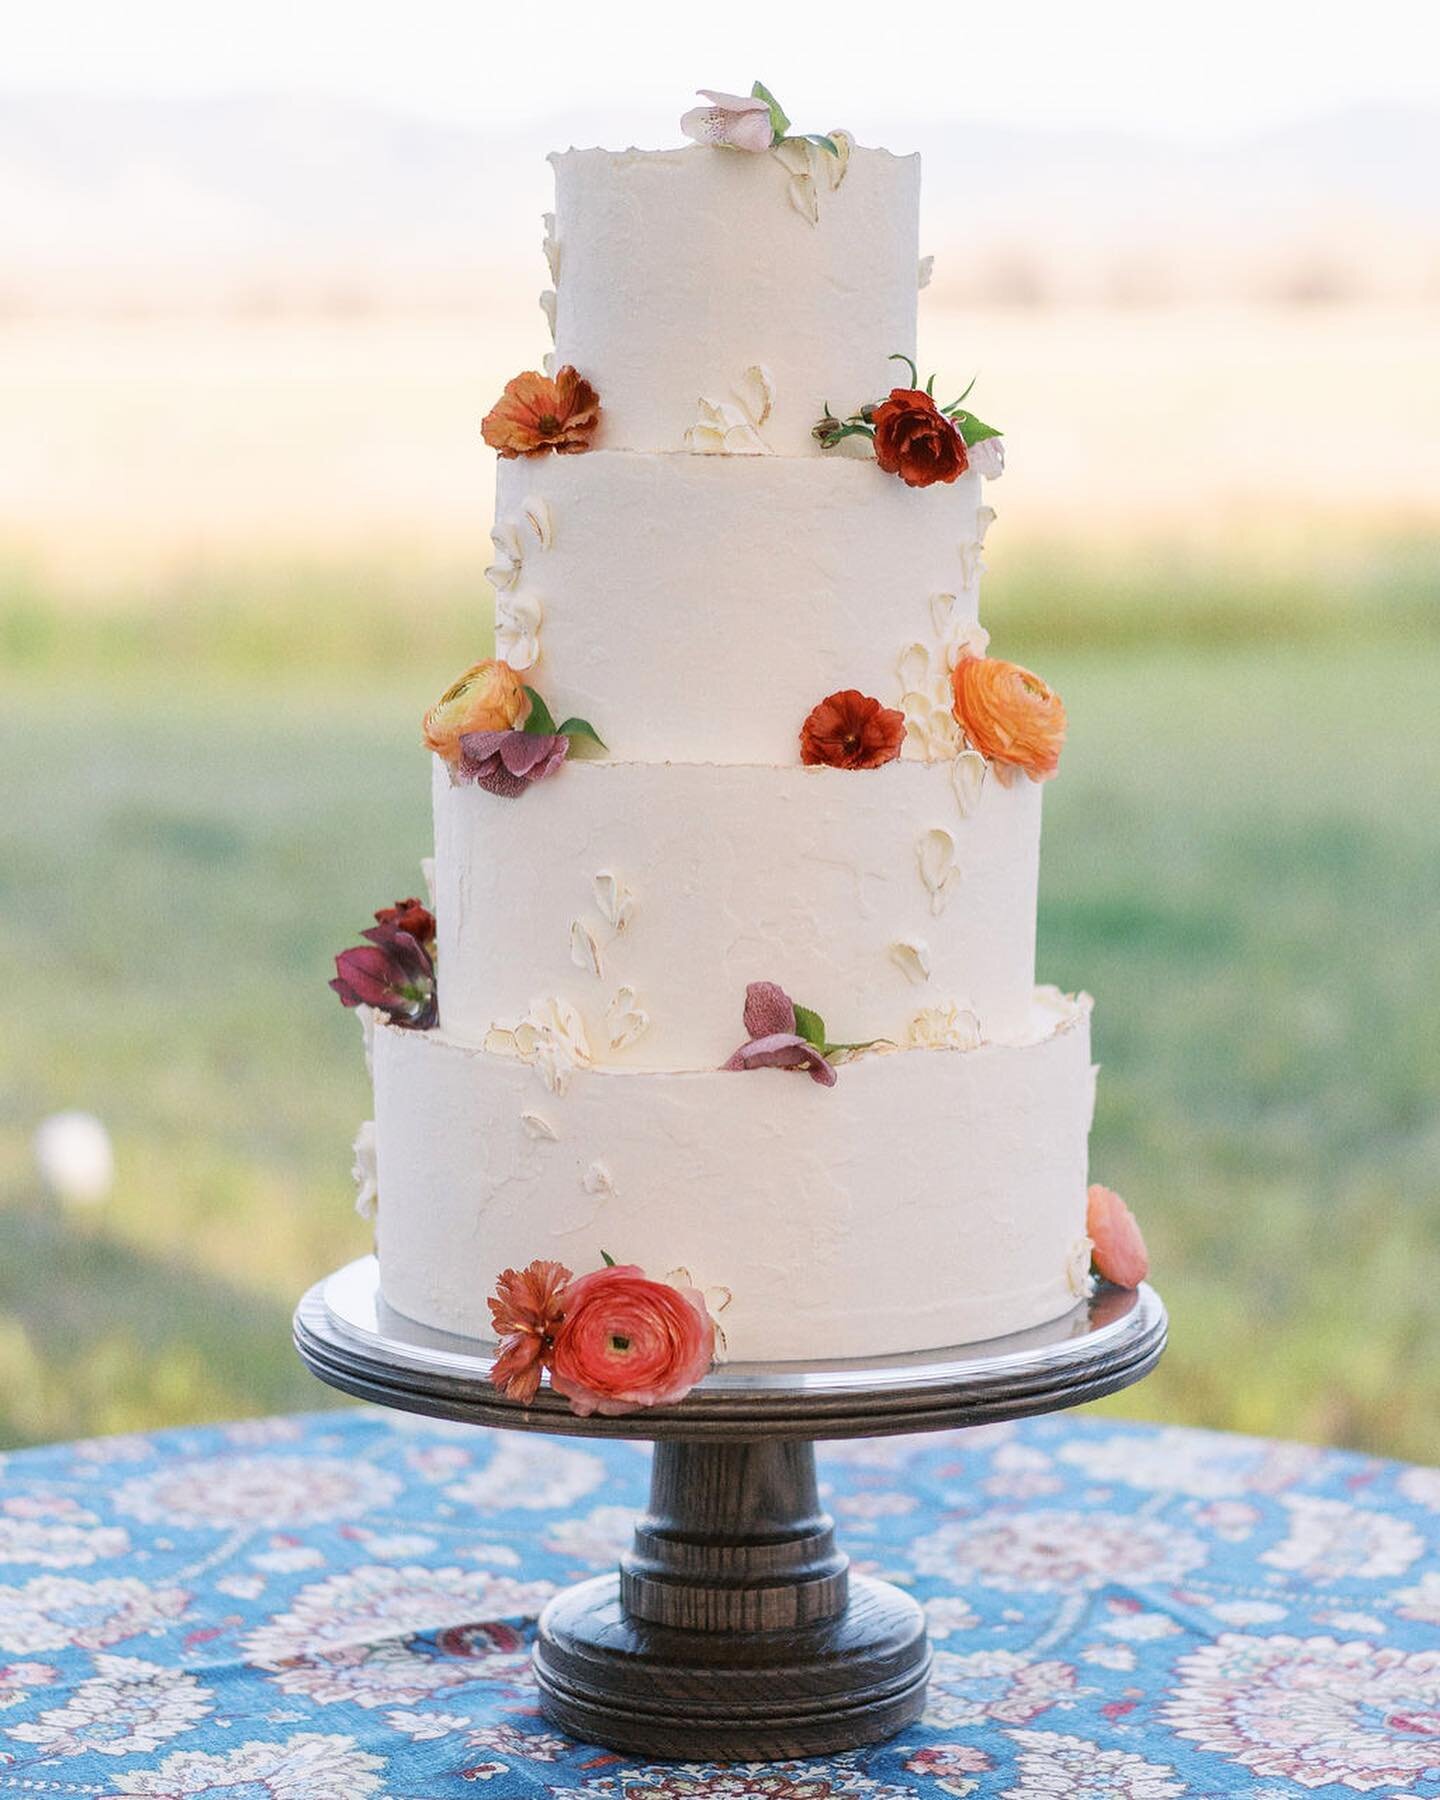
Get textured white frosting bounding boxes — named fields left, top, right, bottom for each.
left=434, top=756, right=1041, bottom=1064
left=373, top=993, right=1095, bottom=1363
left=549, top=146, right=919, bottom=456
left=493, top=452, right=991, bottom=764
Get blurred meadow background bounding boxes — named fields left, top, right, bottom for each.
left=2, top=2, right=1438, bottom=1456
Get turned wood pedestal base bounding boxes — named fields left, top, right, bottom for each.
left=294, top=1257, right=1166, bottom=1760
left=534, top=1438, right=929, bottom=1757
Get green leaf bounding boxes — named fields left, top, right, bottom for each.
left=751, top=80, right=790, bottom=141
left=792, top=1004, right=828, bottom=1050
left=816, top=421, right=876, bottom=448
left=803, top=132, right=839, bottom=156
left=823, top=1037, right=891, bottom=1063
left=888, top=351, right=920, bottom=388
left=600, top=1249, right=617, bottom=1267
left=556, top=716, right=607, bottom=752
left=522, top=687, right=558, bottom=735
left=950, top=409, right=1003, bottom=447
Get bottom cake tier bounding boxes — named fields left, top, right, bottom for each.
left=370, top=990, right=1097, bottom=1364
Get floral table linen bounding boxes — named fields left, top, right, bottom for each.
left=0, top=1410, right=1437, bottom=1798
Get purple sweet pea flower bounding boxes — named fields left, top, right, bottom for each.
left=330, top=922, right=437, bottom=1028
left=722, top=980, right=838, bottom=1087
left=457, top=728, right=570, bottom=798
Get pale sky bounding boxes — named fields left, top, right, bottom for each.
left=6, top=0, right=1439, bottom=143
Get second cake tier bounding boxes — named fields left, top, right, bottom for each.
left=433, top=754, right=1041, bottom=1067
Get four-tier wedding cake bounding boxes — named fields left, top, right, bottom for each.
left=331, top=90, right=1148, bottom=1406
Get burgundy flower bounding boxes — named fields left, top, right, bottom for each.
left=722, top=980, right=837, bottom=1087
left=372, top=896, right=435, bottom=950
left=330, top=921, right=436, bottom=1028
left=457, top=729, right=570, bottom=798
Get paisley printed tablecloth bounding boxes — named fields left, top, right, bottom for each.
left=0, top=1410, right=1437, bottom=1798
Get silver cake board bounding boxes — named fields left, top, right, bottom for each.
left=294, top=1255, right=1165, bottom=1758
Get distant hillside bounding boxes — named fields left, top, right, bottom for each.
left=2, top=94, right=1437, bottom=311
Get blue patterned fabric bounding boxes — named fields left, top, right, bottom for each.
left=0, top=1410, right=1437, bottom=1797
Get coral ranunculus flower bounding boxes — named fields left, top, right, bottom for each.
left=1086, top=1184, right=1149, bottom=1288
left=951, top=653, right=1067, bottom=783
left=481, top=365, right=601, bottom=459
left=871, top=387, right=968, bottom=488
left=800, top=689, right=906, bottom=770
left=423, top=660, right=529, bottom=762
left=487, top=1258, right=573, bottom=1404
left=548, top=1265, right=715, bottom=1418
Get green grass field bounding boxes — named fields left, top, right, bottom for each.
left=2, top=545, right=1437, bottom=1457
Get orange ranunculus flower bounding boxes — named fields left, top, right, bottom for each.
left=951, top=653, right=1066, bottom=782
left=423, top=659, right=529, bottom=762
left=1086, top=1184, right=1149, bottom=1288
left=871, top=387, right=968, bottom=488
left=800, top=689, right=906, bottom=769
left=481, top=364, right=601, bottom=458
left=548, top=1264, right=715, bottom=1418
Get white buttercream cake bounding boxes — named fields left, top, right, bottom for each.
left=351, top=125, right=1105, bottom=1365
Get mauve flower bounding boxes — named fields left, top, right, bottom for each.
left=481, top=365, right=601, bottom=458
left=330, top=922, right=436, bottom=1028
left=872, top=387, right=969, bottom=488
left=423, top=659, right=529, bottom=763
left=722, top=979, right=837, bottom=1087
left=1087, top=1183, right=1149, bottom=1287
left=951, top=652, right=1067, bottom=783
left=548, top=1264, right=715, bottom=1417
left=488, top=1258, right=573, bottom=1404
left=801, top=689, right=905, bottom=769
left=680, top=89, right=774, bottom=153
left=457, top=728, right=570, bottom=798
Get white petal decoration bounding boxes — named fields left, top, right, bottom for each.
left=889, top=940, right=932, bottom=985
left=957, top=536, right=988, bottom=591
left=494, top=590, right=543, bottom=672
left=735, top=363, right=776, bottom=429
left=929, top=592, right=958, bottom=639
left=606, top=986, right=651, bottom=1052
left=786, top=173, right=820, bottom=226
left=539, top=289, right=557, bottom=341
left=593, top=870, right=635, bottom=934
left=521, top=1110, right=559, bottom=1142
left=541, top=211, right=560, bottom=284
left=976, top=503, right=997, bottom=545
left=495, top=997, right=593, bottom=1095
left=355, top=1002, right=378, bottom=1079
left=685, top=396, right=769, bottom=455
left=484, top=522, right=524, bottom=592
left=582, top=1161, right=615, bottom=1196
left=826, top=130, right=853, bottom=189
left=917, top=828, right=962, bottom=915
left=484, top=1026, right=519, bottom=1058
left=918, top=253, right=934, bottom=289
left=908, top=1003, right=983, bottom=1051
left=569, top=918, right=604, bottom=981
left=946, top=622, right=991, bottom=670
left=542, top=350, right=555, bottom=378
left=897, top=642, right=932, bottom=694
left=524, top=496, right=554, bottom=549
left=420, top=857, right=436, bottom=911
left=351, top=1120, right=378, bottom=1220
left=772, top=138, right=811, bottom=177
left=1066, top=1237, right=1095, bottom=1298
left=951, top=749, right=988, bottom=818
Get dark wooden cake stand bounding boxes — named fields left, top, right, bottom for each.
left=294, top=1255, right=1165, bottom=1759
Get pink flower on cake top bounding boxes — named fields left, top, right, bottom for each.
left=680, top=81, right=845, bottom=160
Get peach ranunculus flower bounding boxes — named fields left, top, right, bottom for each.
left=548, top=1264, right=716, bottom=1418
left=481, top=365, right=601, bottom=459
left=1086, top=1184, right=1149, bottom=1288
left=422, top=660, right=529, bottom=763
left=487, top=1258, right=572, bottom=1405
left=951, top=653, right=1066, bottom=784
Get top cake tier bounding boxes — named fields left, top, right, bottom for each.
left=549, top=145, right=920, bottom=457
